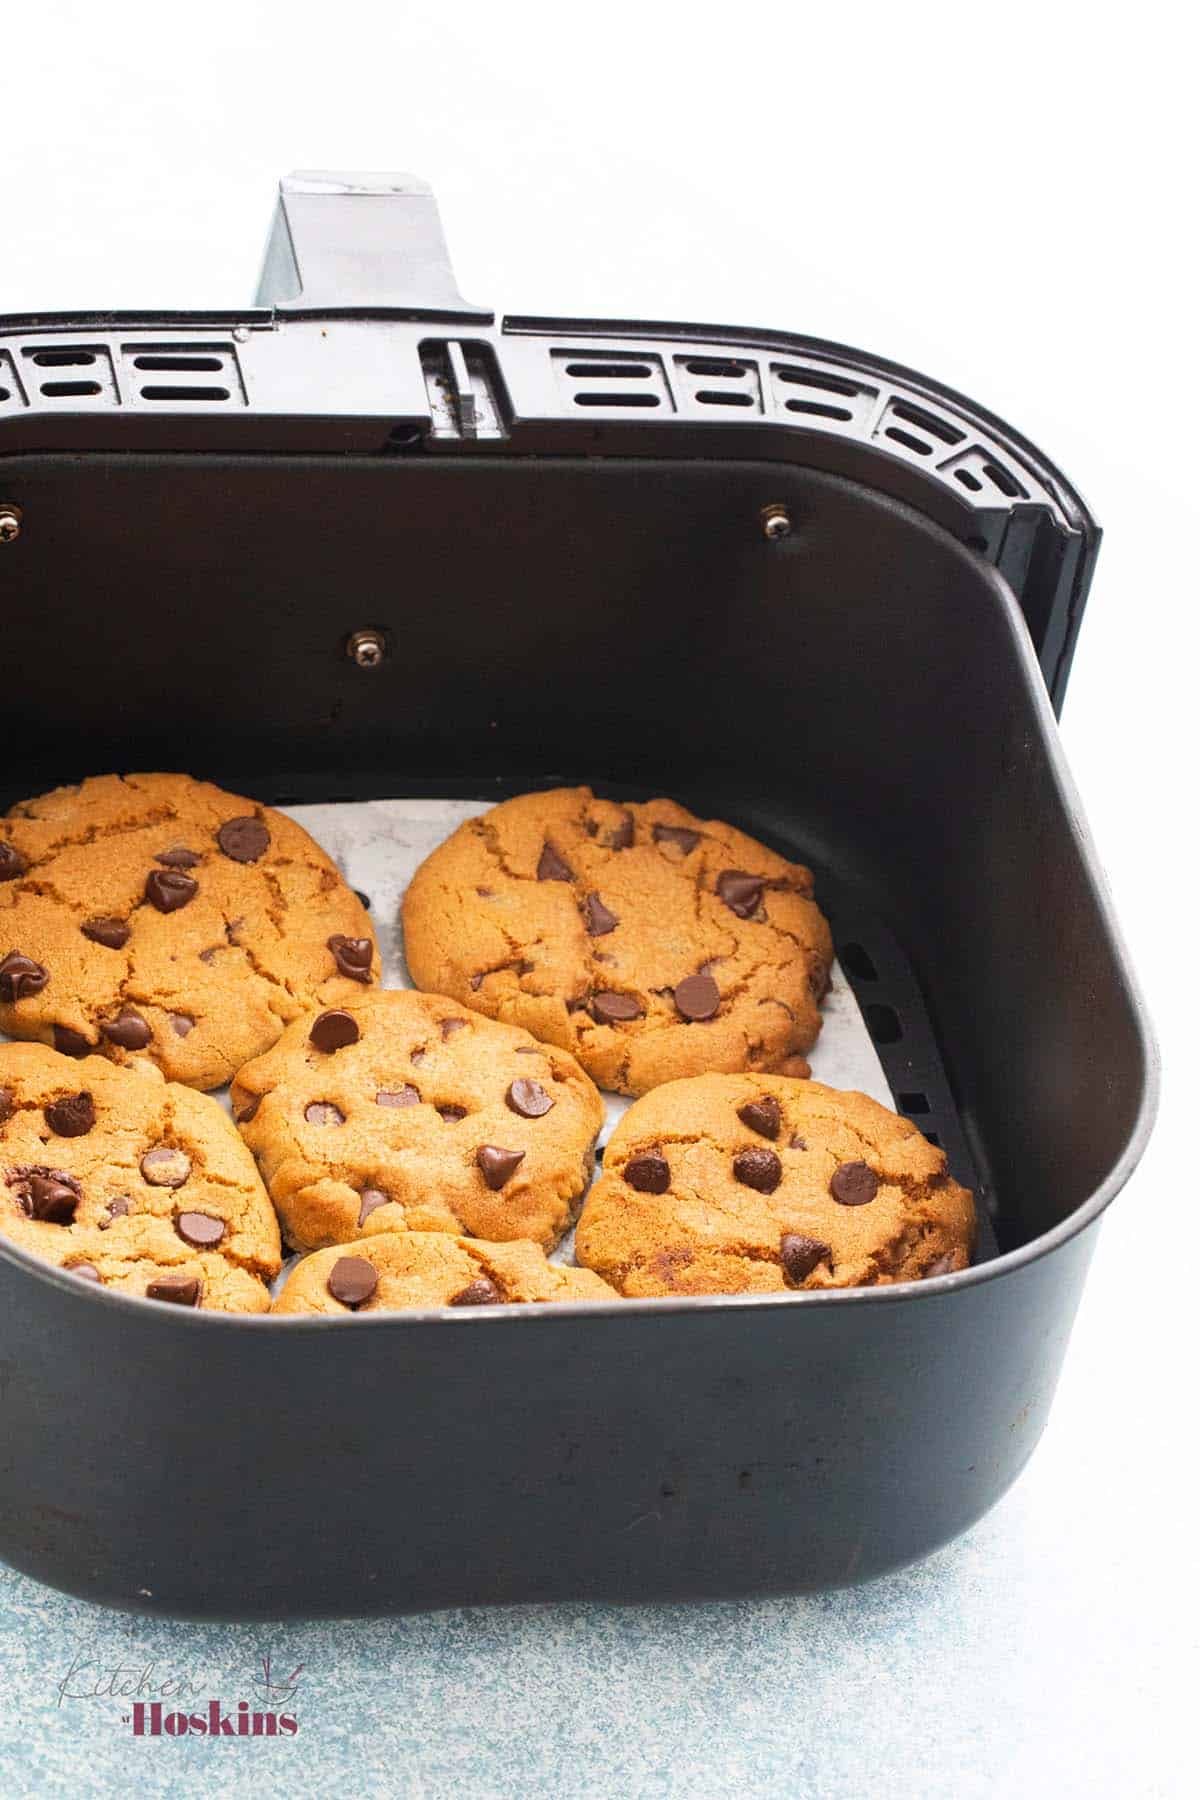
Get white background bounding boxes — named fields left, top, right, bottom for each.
left=4, top=5, right=1197, bottom=1796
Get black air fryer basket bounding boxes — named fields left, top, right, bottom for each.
left=0, top=175, right=1157, bottom=1616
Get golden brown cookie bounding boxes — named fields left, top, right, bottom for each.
left=575, top=1074, right=975, bottom=1295
left=272, top=1229, right=616, bottom=1315
left=401, top=787, right=833, bottom=1097
left=232, top=988, right=605, bottom=1253
left=0, top=772, right=378, bottom=1090
left=0, top=1041, right=281, bottom=1311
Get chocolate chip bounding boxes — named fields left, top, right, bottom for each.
left=476, top=1145, right=526, bottom=1189
left=674, top=974, right=720, bottom=1022
left=733, top=1148, right=782, bottom=1194
left=156, top=845, right=201, bottom=868
left=145, top=868, right=198, bottom=913
left=440, top=1017, right=467, bottom=1039
left=140, top=1146, right=192, bottom=1188
left=590, top=991, right=643, bottom=1025
left=304, top=1102, right=345, bottom=1127
left=146, top=1276, right=201, bottom=1307
left=450, top=1276, right=503, bottom=1307
left=82, top=916, right=130, bottom=949
left=625, top=1152, right=670, bottom=1194
left=589, top=808, right=634, bottom=850
left=514, top=1046, right=538, bottom=1055
left=584, top=893, right=618, bottom=936
left=506, top=1078, right=554, bottom=1119
left=653, top=824, right=699, bottom=856
left=309, top=1009, right=360, bottom=1053
left=175, top=1211, right=226, bottom=1248
left=737, top=1096, right=781, bottom=1141
left=98, top=1195, right=130, bottom=1229
left=788, top=1134, right=807, bottom=1150
left=537, top=841, right=574, bottom=882
left=327, top=934, right=373, bottom=982
left=327, top=1256, right=378, bottom=1308
left=217, top=816, right=270, bottom=863
left=777, top=1057, right=811, bottom=1080
left=101, top=1009, right=152, bottom=1050
left=69, top=1262, right=102, bottom=1283
left=9, top=1167, right=81, bottom=1224
left=236, top=1095, right=260, bottom=1124
left=53, top=1025, right=91, bottom=1057
left=170, top=1014, right=194, bottom=1037
left=0, top=952, right=49, bottom=1003
left=45, top=1090, right=95, bottom=1137
left=0, top=1088, right=12, bottom=1126
left=717, top=870, right=764, bottom=918
left=0, top=842, right=27, bottom=882
left=376, top=1085, right=419, bottom=1108
left=357, top=1188, right=391, bottom=1227
left=438, top=1104, right=467, bottom=1123
left=830, top=1161, right=879, bottom=1206
left=780, top=1232, right=831, bottom=1283
left=925, top=1252, right=959, bottom=1278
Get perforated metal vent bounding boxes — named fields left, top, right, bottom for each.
left=21, top=344, right=117, bottom=404
left=674, top=355, right=763, bottom=413
left=769, top=362, right=877, bottom=429
left=552, top=349, right=674, bottom=413
left=121, top=342, right=246, bottom=406
left=0, top=349, right=24, bottom=410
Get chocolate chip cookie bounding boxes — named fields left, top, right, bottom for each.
left=231, top=988, right=605, bottom=1253
left=0, top=1041, right=281, bottom=1311
left=575, top=1074, right=975, bottom=1295
left=272, top=1229, right=615, bottom=1315
left=0, top=772, right=378, bottom=1089
left=401, top=787, right=833, bottom=1097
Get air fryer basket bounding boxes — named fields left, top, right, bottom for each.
left=0, top=176, right=1156, bottom=1615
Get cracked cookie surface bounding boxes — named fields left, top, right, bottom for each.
left=401, top=787, right=833, bottom=1097
left=575, top=1074, right=975, bottom=1294
left=0, top=772, right=378, bottom=1090
left=232, top=988, right=605, bottom=1253
left=0, top=1041, right=281, bottom=1311
left=273, top=1229, right=615, bottom=1314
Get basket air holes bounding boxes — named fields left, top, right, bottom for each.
left=884, top=426, right=933, bottom=456
left=696, top=390, right=754, bottom=407
left=574, top=391, right=659, bottom=407
left=775, top=367, right=860, bottom=397
left=890, top=403, right=963, bottom=447
left=865, top=1003, right=902, bottom=1045
left=140, top=386, right=231, bottom=402
left=838, top=942, right=878, bottom=982
left=40, top=380, right=101, bottom=398
left=955, top=469, right=983, bottom=493
left=786, top=399, right=854, bottom=421
left=31, top=349, right=96, bottom=368
left=898, top=1091, right=929, bottom=1115
left=983, top=461, right=1022, bottom=497
left=686, top=359, right=749, bottom=379
left=564, top=363, right=653, bottom=380
left=132, top=355, right=224, bottom=372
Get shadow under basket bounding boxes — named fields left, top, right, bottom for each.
left=0, top=174, right=1156, bottom=1617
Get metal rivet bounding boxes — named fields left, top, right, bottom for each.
left=0, top=505, right=22, bottom=546
left=346, top=628, right=387, bottom=669
left=760, top=503, right=792, bottom=541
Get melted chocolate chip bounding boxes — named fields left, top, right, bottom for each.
left=304, top=1102, right=345, bottom=1127
left=376, top=1085, right=420, bottom=1108
left=44, top=1091, right=95, bottom=1137
left=0, top=952, right=49, bottom=1003
left=717, top=870, right=765, bottom=918
left=9, top=1167, right=81, bottom=1224
left=780, top=1232, right=831, bottom=1284
left=309, top=1009, right=360, bottom=1053
left=506, top=1078, right=555, bottom=1119
left=438, top=1104, right=467, bottom=1123
left=0, top=1087, right=13, bottom=1125
left=217, top=816, right=270, bottom=863
left=81, top=916, right=131, bottom=950
left=236, top=1095, right=261, bottom=1124
left=476, top=1145, right=526, bottom=1189
left=737, top=1096, right=782, bottom=1141
left=53, top=1025, right=91, bottom=1058
left=140, top=1146, right=192, bottom=1188
left=327, top=1256, right=378, bottom=1308
left=830, top=1161, right=879, bottom=1207
left=327, top=934, right=373, bottom=982
left=674, top=973, right=720, bottom=1022
left=653, top=824, right=700, bottom=856
left=584, top=893, right=618, bottom=936
left=146, top=1275, right=201, bottom=1307
left=624, top=1152, right=671, bottom=1194
left=98, top=1195, right=130, bottom=1229
left=733, top=1147, right=782, bottom=1194
left=145, top=868, right=198, bottom=913
left=450, top=1276, right=503, bottom=1307
left=101, top=1010, right=152, bottom=1050
left=537, top=841, right=574, bottom=882
left=155, top=845, right=201, bottom=868
left=69, top=1262, right=102, bottom=1283
left=175, top=1211, right=226, bottom=1248
left=0, top=842, right=27, bottom=882
left=590, top=991, right=644, bottom=1025
left=588, top=808, right=634, bottom=850
left=357, top=1188, right=391, bottom=1227
left=440, top=1017, right=467, bottom=1039
left=170, top=1014, right=194, bottom=1037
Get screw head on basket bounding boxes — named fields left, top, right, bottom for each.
left=0, top=506, right=22, bottom=545
left=345, top=627, right=387, bottom=669
left=760, top=503, right=792, bottom=542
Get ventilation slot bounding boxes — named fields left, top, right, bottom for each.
left=140, top=386, right=231, bottom=403
left=890, top=402, right=963, bottom=446
left=685, top=358, right=749, bottom=379
left=31, top=349, right=97, bottom=368
left=132, top=355, right=224, bottom=373
left=120, top=342, right=247, bottom=407
left=674, top=353, right=762, bottom=413
left=40, top=380, right=101, bottom=398
left=22, top=343, right=117, bottom=404
left=564, top=362, right=652, bottom=380
left=553, top=349, right=674, bottom=413
left=941, top=449, right=1030, bottom=501
left=775, top=366, right=860, bottom=397
left=885, top=426, right=933, bottom=456
left=955, top=469, right=983, bottom=492
left=574, top=391, right=660, bottom=408
left=771, top=363, right=872, bottom=428
left=786, top=399, right=853, bottom=421
left=983, top=461, right=1023, bottom=497
left=695, top=389, right=754, bottom=407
